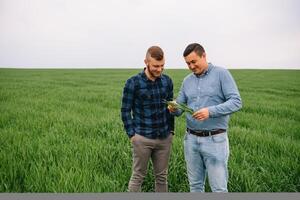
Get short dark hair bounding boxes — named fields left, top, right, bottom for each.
left=146, top=46, right=164, bottom=61
left=183, top=43, right=205, bottom=57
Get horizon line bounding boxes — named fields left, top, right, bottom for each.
left=0, top=66, right=300, bottom=70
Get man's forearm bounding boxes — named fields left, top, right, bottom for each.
left=208, top=96, right=242, bottom=117
left=121, top=109, right=135, bottom=137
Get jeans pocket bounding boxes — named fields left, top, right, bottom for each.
left=212, top=132, right=227, bottom=143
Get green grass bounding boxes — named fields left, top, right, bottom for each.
left=0, top=68, right=299, bottom=192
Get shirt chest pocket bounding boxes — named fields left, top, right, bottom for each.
left=202, top=80, right=222, bottom=96
left=160, top=87, right=168, bottom=100
left=187, top=94, right=198, bottom=104
left=137, top=88, right=152, bottom=106
left=185, top=89, right=198, bottom=104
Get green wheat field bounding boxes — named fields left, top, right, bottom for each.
left=0, top=69, right=299, bottom=192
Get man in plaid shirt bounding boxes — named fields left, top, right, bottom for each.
left=121, top=46, right=174, bottom=192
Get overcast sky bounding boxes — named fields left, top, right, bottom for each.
left=0, top=0, right=299, bottom=69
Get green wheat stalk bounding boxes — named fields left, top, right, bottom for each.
left=162, top=99, right=194, bottom=114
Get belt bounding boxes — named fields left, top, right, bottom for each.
left=187, top=128, right=226, bottom=137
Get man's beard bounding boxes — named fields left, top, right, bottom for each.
left=147, top=65, right=162, bottom=78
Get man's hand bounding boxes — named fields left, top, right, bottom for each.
left=130, top=135, right=136, bottom=143
left=167, top=105, right=178, bottom=113
left=192, top=108, right=209, bottom=121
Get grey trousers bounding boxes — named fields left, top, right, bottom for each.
left=128, top=133, right=173, bottom=192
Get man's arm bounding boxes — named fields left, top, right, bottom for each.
left=166, top=78, right=175, bottom=134
left=170, top=81, right=186, bottom=116
left=208, top=69, right=242, bottom=117
left=121, top=78, right=135, bottom=138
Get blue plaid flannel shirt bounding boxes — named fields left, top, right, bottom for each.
left=121, top=70, right=174, bottom=139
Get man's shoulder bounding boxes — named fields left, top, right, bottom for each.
left=126, top=73, right=142, bottom=82
left=211, top=65, right=229, bottom=74
left=210, top=65, right=234, bottom=81
left=161, top=74, right=173, bottom=82
left=124, top=73, right=142, bottom=88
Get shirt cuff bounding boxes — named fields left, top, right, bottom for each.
left=127, top=129, right=135, bottom=138
left=208, top=106, right=217, bottom=118
left=170, top=109, right=183, bottom=116
left=128, top=133, right=135, bottom=138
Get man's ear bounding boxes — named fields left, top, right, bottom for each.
left=144, top=59, right=147, bottom=65
left=202, top=52, right=206, bottom=58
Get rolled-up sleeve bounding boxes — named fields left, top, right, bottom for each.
left=173, top=81, right=186, bottom=116
left=208, top=69, right=242, bottom=117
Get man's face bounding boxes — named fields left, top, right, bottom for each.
left=145, top=56, right=165, bottom=78
left=184, top=51, right=207, bottom=75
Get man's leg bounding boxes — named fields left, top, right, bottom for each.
left=128, top=134, right=153, bottom=192
left=203, top=132, right=229, bottom=192
left=152, top=134, right=173, bottom=192
left=184, top=132, right=206, bottom=192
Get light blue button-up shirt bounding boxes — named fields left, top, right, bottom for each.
left=175, top=63, right=242, bottom=130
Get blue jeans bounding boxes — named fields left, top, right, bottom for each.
left=184, top=131, right=229, bottom=192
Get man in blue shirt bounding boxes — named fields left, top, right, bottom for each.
left=169, top=43, right=242, bottom=192
left=121, top=46, right=174, bottom=192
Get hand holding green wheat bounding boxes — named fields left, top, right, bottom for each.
left=163, top=99, right=194, bottom=114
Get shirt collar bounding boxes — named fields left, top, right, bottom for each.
left=140, top=68, right=148, bottom=81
